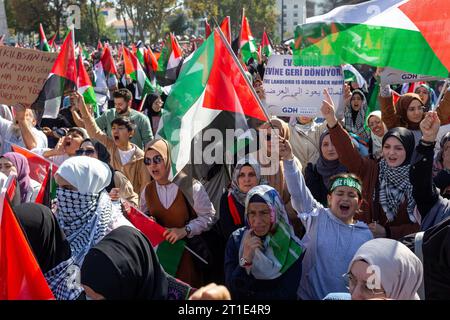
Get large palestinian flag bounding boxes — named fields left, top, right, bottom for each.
left=293, top=0, right=450, bottom=78
left=33, top=31, right=76, bottom=120
left=157, top=28, right=268, bottom=198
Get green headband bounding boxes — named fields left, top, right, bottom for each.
left=330, top=177, right=362, bottom=196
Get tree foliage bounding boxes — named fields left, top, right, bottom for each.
left=184, top=0, right=278, bottom=40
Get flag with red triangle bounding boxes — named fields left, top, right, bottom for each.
left=239, top=12, right=258, bottom=63
left=260, top=29, right=273, bottom=58
left=126, top=205, right=185, bottom=277
left=97, top=40, right=103, bottom=51
left=157, top=33, right=184, bottom=84
left=38, top=24, right=51, bottom=52
left=220, top=16, right=232, bottom=44
left=100, top=44, right=118, bottom=75
left=77, top=55, right=97, bottom=108
left=0, top=191, right=55, bottom=300
left=123, top=46, right=158, bottom=99
left=157, top=27, right=268, bottom=183
left=48, top=34, right=57, bottom=48
left=205, top=19, right=212, bottom=38
left=32, top=31, right=77, bottom=120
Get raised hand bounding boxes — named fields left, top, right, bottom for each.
left=321, top=89, right=337, bottom=127
left=279, top=137, right=294, bottom=160
left=420, top=111, right=440, bottom=142
left=343, top=83, right=352, bottom=106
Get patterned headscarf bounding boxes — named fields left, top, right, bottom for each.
left=239, top=185, right=303, bottom=280
left=230, top=156, right=262, bottom=206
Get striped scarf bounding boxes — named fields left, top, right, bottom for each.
left=239, top=185, right=304, bottom=279
left=377, top=159, right=416, bottom=223
left=56, top=188, right=112, bottom=266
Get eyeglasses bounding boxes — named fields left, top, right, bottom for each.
left=144, top=155, right=163, bottom=166
left=343, top=272, right=386, bottom=297
left=76, top=148, right=96, bottom=156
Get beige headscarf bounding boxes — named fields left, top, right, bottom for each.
left=258, top=118, right=290, bottom=202
left=145, top=138, right=172, bottom=178
left=366, top=111, right=388, bottom=159
left=349, top=238, right=423, bottom=300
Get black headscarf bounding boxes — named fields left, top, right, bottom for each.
left=382, top=127, right=415, bottom=166
left=15, top=203, right=71, bottom=273
left=80, top=226, right=168, bottom=300
left=316, top=131, right=348, bottom=188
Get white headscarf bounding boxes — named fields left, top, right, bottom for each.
left=56, top=156, right=111, bottom=194
left=349, top=238, right=423, bottom=300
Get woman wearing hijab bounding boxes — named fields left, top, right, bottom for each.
left=344, top=90, right=370, bottom=141
left=346, top=238, right=423, bottom=300
left=415, top=84, right=436, bottom=112
left=81, top=226, right=168, bottom=300
left=77, top=139, right=139, bottom=206
left=0, top=152, right=40, bottom=203
left=140, top=139, right=216, bottom=287
left=209, top=157, right=263, bottom=284
left=258, top=117, right=304, bottom=236
left=322, top=89, right=420, bottom=239
left=379, top=84, right=450, bottom=143
left=15, top=203, right=84, bottom=300
left=366, top=111, right=388, bottom=160
left=55, top=156, right=133, bottom=266
left=304, top=131, right=348, bottom=206
left=433, top=132, right=450, bottom=177
left=143, top=93, right=165, bottom=137
left=224, top=185, right=303, bottom=300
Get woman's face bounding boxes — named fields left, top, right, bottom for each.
left=54, top=174, right=77, bottom=191
left=368, top=116, right=385, bottom=137
left=382, top=137, right=406, bottom=167
left=297, top=116, right=313, bottom=125
left=406, top=99, right=424, bottom=124
left=79, top=142, right=98, bottom=159
left=321, top=134, right=339, bottom=161
left=348, top=260, right=387, bottom=300
left=351, top=94, right=363, bottom=111
left=0, top=158, right=16, bottom=176
left=237, top=165, right=258, bottom=194
left=247, top=202, right=272, bottom=237
left=415, top=87, right=429, bottom=105
left=144, top=149, right=168, bottom=183
left=328, top=186, right=361, bottom=224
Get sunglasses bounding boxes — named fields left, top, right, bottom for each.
left=144, top=155, right=163, bottom=166
left=76, top=148, right=96, bottom=156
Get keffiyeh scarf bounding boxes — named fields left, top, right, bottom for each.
left=44, top=257, right=84, bottom=300
left=56, top=188, right=112, bottom=266
left=377, top=159, right=416, bottom=223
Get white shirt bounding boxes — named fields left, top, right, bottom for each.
left=118, top=146, right=136, bottom=165
left=0, top=117, right=48, bottom=155
left=139, top=180, right=216, bottom=237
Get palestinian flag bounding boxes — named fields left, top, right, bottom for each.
left=127, top=205, right=186, bottom=277
left=157, top=28, right=268, bottom=188
left=123, top=46, right=157, bottom=99
left=261, top=29, right=273, bottom=58
left=48, top=34, right=57, bottom=49
left=97, top=40, right=103, bottom=51
left=239, top=13, right=258, bottom=63
left=38, top=24, right=51, bottom=52
left=77, top=55, right=97, bottom=107
left=157, top=34, right=183, bottom=84
left=342, top=64, right=368, bottom=91
left=293, top=0, right=450, bottom=78
left=144, top=47, right=159, bottom=74
left=33, top=31, right=76, bottom=120
left=220, top=16, right=232, bottom=44
left=100, top=44, right=118, bottom=75
left=204, top=19, right=212, bottom=38
left=0, top=192, right=55, bottom=300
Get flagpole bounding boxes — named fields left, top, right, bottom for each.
left=216, top=26, right=272, bottom=122
left=435, top=79, right=449, bottom=110
left=184, top=245, right=208, bottom=265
